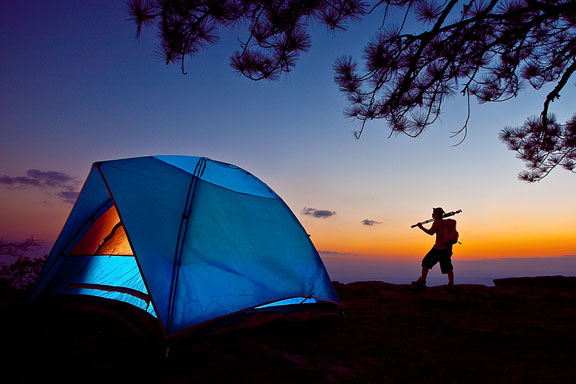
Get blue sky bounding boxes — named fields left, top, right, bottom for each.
left=1, top=1, right=575, bottom=283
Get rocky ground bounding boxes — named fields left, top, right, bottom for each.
left=1, top=276, right=575, bottom=383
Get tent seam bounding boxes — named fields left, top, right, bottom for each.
left=166, top=157, right=207, bottom=332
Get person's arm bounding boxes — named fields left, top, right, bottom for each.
left=417, top=220, right=439, bottom=236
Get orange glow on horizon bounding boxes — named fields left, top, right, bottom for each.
left=307, top=219, right=576, bottom=261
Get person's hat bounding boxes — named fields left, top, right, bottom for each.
left=433, top=207, right=445, bottom=215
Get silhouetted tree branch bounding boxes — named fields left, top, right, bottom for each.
left=500, top=114, right=576, bottom=182
left=128, top=0, right=368, bottom=79
left=0, top=255, right=47, bottom=292
left=128, top=0, right=576, bottom=181
left=0, top=237, right=45, bottom=293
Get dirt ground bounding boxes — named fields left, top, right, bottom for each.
left=1, top=276, right=575, bottom=383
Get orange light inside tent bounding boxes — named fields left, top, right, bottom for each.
left=67, top=205, right=133, bottom=256
left=96, top=225, right=132, bottom=255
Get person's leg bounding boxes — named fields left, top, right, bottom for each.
left=412, top=269, right=428, bottom=286
left=439, top=251, right=454, bottom=285
left=413, top=251, right=435, bottom=286
left=447, top=270, right=454, bottom=285
left=421, top=266, right=429, bottom=280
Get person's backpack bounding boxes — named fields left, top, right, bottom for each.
left=442, top=219, right=459, bottom=245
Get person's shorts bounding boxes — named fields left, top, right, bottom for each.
left=421, top=248, right=453, bottom=274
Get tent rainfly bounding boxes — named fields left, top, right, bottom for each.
left=30, top=156, right=339, bottom=338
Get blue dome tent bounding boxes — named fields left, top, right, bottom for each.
left=31, top=156, right=339, bottom=338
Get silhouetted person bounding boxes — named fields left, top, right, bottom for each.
left=412, top=207, right=454, bottom=287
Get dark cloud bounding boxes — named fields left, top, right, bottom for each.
left=57, top=191, right=80, bottom=205
left=0, top=175, right=41, bottom=187
left=301, top=207, right=336, bottom=219
left=319, top=250, right=353, bottom=256
left=362, top=219, right=381, bottom=226
left=27, top=169, right=77, bottom=187
left=0, top=169, right=80, bottom=204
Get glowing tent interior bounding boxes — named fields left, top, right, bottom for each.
left=30, top=156, right=339, bottom=338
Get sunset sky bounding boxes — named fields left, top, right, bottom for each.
left=2, top=1, right=575, bottom=284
